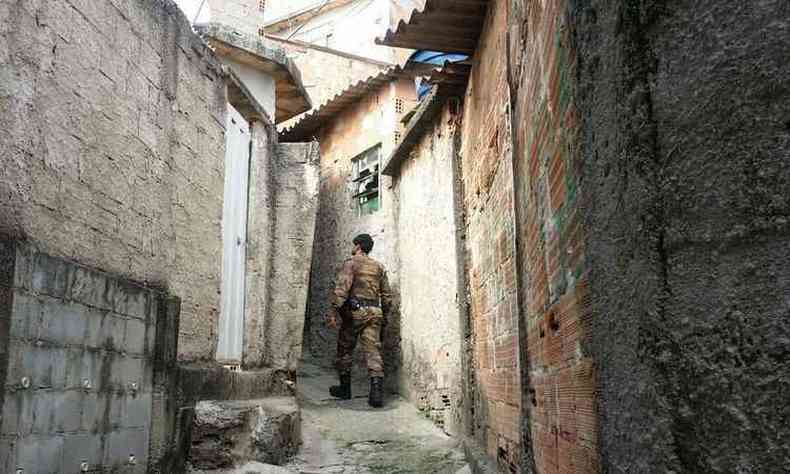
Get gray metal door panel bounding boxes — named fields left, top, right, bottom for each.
left=217, top=104, right=251, bottom=364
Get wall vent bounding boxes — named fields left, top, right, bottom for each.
left=395, top=97, right=405, bottom=114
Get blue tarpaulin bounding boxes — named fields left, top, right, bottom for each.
left=409, top=51, right=469, bottom=99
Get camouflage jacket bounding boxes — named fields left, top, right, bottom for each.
left=330, top=253, right=392, bottom=318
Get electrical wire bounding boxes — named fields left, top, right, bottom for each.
left=286, top=0, right=332, bottom=39
left=192, top=0, right=208, bottom=24
left=288, top=0, right=376, bottom=44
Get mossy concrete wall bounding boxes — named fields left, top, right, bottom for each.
left=574, top=1, right=790, bottom=471
left=0, top=240, right=166, bottom=473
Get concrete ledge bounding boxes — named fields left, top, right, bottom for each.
left=177, top=365, right=293, bottom=403
left=196, top=23, right=312, bottom=123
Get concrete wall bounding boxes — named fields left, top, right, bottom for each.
left=243, top=126, right=320, bottom=372
left=457, top=0, right=790, bottom=471
left=0, top=0, right=227, bottom=364
left=270, top=0, right=399, bottom=63
left=305, top=78, right=416, bottom=386
left=206, top=0, right=267, bottom=37
left=394, top=102, right=465, bottom=436
left=228, top=61, right=277, bottom=121
left=0, top=240, right=165, bottom=473
left=243, top=123, right=278, bottom=369
left=268, top=37, right=388, bottom=131
left=264, top=0, right=322, bottom=21
left=265, top=143, right=321, bottom=372
left=572, top=1, right=790, bottom=472
left=458, top=1, right=522, bottom=469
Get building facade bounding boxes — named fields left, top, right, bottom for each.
left=263, top=0, right=413, bottom=63
left=378, top=0, right=790, bottom=472
left=0, top=0, right=316, bottom=471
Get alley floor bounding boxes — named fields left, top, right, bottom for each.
left=284, top=361, right=470, bottom=474
left=189, top=361, right=470, bottom=474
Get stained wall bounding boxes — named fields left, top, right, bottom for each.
left=459, top=1, right=522, bottom=469
left=0, top=240, right=166, bottom=473
left=507, top=0, right=597, bottom=472
left=394, top=102, right=465, bottom=436
left=0, top=0, right=227, bottom=363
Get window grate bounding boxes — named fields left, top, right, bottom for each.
left=351, top=145, right=382, bottom=216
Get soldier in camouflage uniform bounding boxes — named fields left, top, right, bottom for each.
left=325, top=234, right=392, bottom=407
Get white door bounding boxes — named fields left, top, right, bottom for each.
left=217, top=104, right=251, bottom=364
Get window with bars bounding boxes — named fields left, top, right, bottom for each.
left=351, top=145, right=381, bottom=216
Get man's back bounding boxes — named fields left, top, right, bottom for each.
left=327, top=234, right=390, bottom=407
left=332, top=253, right=392, bottom=312
left=349, top=253, right=386, bottom=302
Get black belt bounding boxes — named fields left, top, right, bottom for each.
left=350, top=297, right=380, bottom=309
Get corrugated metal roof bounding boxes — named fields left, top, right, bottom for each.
left=424, top=61, right=472, bottom=93
left=278, top=64, right=428, bottom=142
left=376, top=0, right=490, bottom=55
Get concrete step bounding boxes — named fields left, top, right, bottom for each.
left=188, top=397, right=301, bottom=471
left=190, top=461, right=295, bottom=473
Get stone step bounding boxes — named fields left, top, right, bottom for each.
left=188, top=397, right=301, bottom=471
left=190, top=461, right=295, bottom=473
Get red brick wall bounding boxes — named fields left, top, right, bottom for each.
left=459, top=0, right=600, bottom=471
left=460, top=1, right=522, bottom=470
left=508, top=0, right=599, bottom=472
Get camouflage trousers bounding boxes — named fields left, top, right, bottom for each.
left=335, top=306, right=384, bottom=378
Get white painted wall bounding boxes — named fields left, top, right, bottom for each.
left=264, top=0, right=323, bottom=21
left=173, top=0, right=211, bottom=23
left=228, top=60, right=277, bottom=120
left=206, top=0, right=268, bottom=36
left=269, top=0, right=403, bottom=63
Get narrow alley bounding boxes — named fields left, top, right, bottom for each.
left=286, top=362, right=467, bottom=474
left=186, top=361, right=469, bottom=474
left=1, top=1, right=788, bottom=473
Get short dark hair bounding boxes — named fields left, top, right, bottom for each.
left=353, top=234, right=374, bottom=253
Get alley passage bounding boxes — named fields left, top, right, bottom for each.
left=284, top=362, right=470, bottom=474
left=186, top=361, right=470, bottom=474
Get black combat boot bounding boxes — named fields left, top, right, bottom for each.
left=329, top=374, right=351, bottom=400
left=368, top=377, right=383, bottom=407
